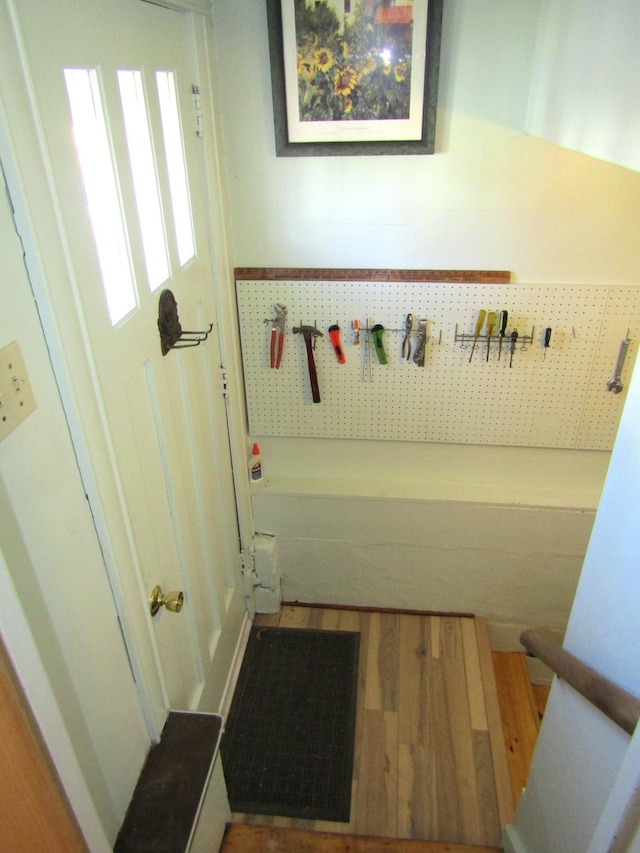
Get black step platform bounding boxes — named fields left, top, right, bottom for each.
left=115, top=711, right=223, bottom=853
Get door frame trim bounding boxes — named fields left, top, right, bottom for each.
left=0, top=547, right=110, bottom=851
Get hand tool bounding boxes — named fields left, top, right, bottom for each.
left=485, top=311, right=496, bottom=361
left=413, top=319, right=429, bottom=366
left=509, top=329, right=518, bottom=367
left=352, top=319, right=360, bottom=345
left=293, top=323, right=324, bottom=403
left=328, top=324, right=346, bottom=363
left=606, top=333, right=631, bottom=394
left=269, top=303, right=287, bottom=368
left=371, top=324, right=388, bottom=364
left=401, top=314, right=413, bottom=360
left=497, top=310, right=508, bottom=361
left=543, top=327, right=552, bottom=359
left=468, top=309, right=486, bottom=363
left=360, top=318, right=372, bottom=381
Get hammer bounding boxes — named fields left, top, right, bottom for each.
left=293, top=324, right=323, bottom=403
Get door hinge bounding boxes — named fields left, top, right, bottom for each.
left=221, top=364, right=230, bottom=397
left=192, top=85, right=204, bottom=138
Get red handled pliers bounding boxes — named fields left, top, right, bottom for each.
left=270, top=303, right=287, bottom=368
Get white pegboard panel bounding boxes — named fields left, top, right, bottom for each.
left=236, top=278, right=640, bottom=449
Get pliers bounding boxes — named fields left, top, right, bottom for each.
left=402, top=313, right=413, bottom=360
left=270, top=304, right=287, bottom=368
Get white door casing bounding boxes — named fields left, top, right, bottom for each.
left=6, top=0, right=248, bottom=734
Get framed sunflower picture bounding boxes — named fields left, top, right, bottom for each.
left=266, top=0, right=443, bottom=156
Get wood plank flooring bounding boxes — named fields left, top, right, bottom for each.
left=221, top=823, right=501, bottom=852
left=491, top=651, right=549, bottom=809
left=230, top=606, right=511, bottom=848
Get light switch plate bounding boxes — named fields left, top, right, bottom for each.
left=0, top=340, right=37, bottom=442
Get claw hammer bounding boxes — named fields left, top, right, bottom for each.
left=293, top=324, right=323, bottom=403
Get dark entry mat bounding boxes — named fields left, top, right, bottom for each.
left=221, top=626, right=360, bottom=822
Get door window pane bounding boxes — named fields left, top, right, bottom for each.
left=64, top=68, right=137, bottom=325
left=118, top=69, right=170, bottom=292
left=156, top=71, right=196, bottom=266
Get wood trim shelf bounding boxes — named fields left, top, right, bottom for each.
left=234, top=268, right=511, bottom=283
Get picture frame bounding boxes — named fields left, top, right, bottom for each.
left=266, top=0, right=443, bottom=157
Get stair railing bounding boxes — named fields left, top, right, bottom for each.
left=520, top=629, right=640, bottom=736
left=521, top=629, right=640, bottom=853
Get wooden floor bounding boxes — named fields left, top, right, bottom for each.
left=222, top=823, right=502, bottom=852
left=230, top=606, right=514, bottom=848
left=491, top=652, right=549, bottom=809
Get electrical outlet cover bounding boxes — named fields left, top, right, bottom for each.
left=0, top=340, right=37, bottom=442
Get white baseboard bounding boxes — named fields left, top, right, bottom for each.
left=217, top=612, right=252, bottom=721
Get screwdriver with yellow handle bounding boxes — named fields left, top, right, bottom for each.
left=485, top=311, right=496, bottom=361
left=468, top=309, right=487, bottom=363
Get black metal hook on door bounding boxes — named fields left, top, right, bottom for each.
left=158, top=289, right=213, bottom=356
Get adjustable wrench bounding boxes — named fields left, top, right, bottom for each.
left=607, top=334, right=631, bottom=394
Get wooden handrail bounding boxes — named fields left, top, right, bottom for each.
left=520, top=629, right=640, bottom=736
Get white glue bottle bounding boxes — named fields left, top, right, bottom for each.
left=248, top=443, right=262, bottom=482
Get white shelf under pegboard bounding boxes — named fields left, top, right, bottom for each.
left=235, top=275, right=640, bottom=450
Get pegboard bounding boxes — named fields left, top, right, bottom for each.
left=235, top=275, right=640, bottom=449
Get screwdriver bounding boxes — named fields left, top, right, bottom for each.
left=485, top=311, right=496, bottom=361
left=509, top=330, right=518, bottom=367
left=543, top=327, right=552, bottom=359
left=497, top=310, right=508, bottom=360
left=468, top=309, right=487, bottom=363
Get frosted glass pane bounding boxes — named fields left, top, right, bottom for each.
left=118, top=69, right=170, bottom=291
left=156, top=71, right=195, bottom=266
left=64, top=68, right=137, bottom=325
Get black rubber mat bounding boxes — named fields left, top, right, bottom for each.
left=221, top=625, right=360, bottom=822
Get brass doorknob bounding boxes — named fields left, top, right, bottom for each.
left=149, top=584, right=184, bottom=617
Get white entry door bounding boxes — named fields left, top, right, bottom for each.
left=9, top=0, right=245, bottom=730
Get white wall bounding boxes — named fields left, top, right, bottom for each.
left=507, top=299, right=640, bottom=851
left=212, top=0, right=640, bottom=282
left=211, top=0, right=640, bottom=646
left=527, top=0, right=640, bottom=173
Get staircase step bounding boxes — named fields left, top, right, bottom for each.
left=114, top=712, right=223, bottom=852
left=492, top=651, right=545, bottom=808
left=220, top=824, right=502, bottom=853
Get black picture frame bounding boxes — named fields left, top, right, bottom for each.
left=266, top=0, right=443, bottom=157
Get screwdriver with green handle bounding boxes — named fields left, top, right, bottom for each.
left=485, top=311, right=496, bottom=361
left=468, top=309, right=487, bottom=363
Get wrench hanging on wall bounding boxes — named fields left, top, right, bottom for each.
left=607, top=332, right=631, bottom=394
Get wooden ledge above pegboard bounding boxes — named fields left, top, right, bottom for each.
left=234, top=268, right=511, bottom=283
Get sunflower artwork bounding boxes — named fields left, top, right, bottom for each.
left=280, top=0, right=429, bottom=144
left=295, top=0, right=412, bottom=123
